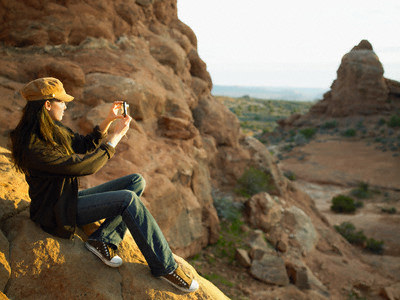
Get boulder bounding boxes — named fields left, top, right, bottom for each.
left=244, top=192, right=283, bottom=233
left=0, top=150, right=30, bottom=223
left=250, top=254, right=290, bottom=286
left=2, top=212, right=228, bottom=299
left=247, top=230, right=275, bottom=260
left=380, top=282, right=400, bottom=300
left=0, top=230, right=10, bottom=291
left=281, top=206, right=318, bottom=255
left=235, top=248, right=251, bottom=268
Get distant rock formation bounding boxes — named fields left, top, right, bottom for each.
left=279, top=40, right=400, bottom=127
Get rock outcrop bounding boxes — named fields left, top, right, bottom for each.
left=0, top=147, right=228, bottom=299
left=278, top=40, right=400, bottom=128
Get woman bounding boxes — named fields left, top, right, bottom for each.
left=10, top=77, right=199, bottom=293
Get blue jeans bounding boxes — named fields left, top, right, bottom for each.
left=76, top=173, right=177, bottom=277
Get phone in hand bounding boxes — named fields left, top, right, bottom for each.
left=122, top=101, right=129, bottom=117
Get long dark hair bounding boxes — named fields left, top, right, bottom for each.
left=10, top=100, right=73, bottom=174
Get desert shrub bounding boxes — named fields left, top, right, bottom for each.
left=236, top=167, right=275, bottom=197
left=342, top=128, right=356, bottom=137
left=388, top=115, right=400, bottom=127
left=334, top=222, right=384, bottom=254
left=334, top=222, right=366, bottom=246
left=284, top=170, right=296, bottom=181
left=350, top=182, right=371, bottom=199
left=299, top=127, right=316, bottom=139
left=377, top=118, right=386, bottom=126
left=321, top=120, right=338, bottom=129
left=212, top=194, right=242, bottom=221
left=331, top=195, right=357, bottom=213
left=365, top=238, right=384, bottom=254
left=381, top=207, right=397, bottom=214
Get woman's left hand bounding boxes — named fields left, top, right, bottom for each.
left=106, top=101, right=125, bottom=121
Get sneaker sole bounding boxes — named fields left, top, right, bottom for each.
left=85, top=242, right=122, bottom=268
left=160, top=276, right=199, bottom=293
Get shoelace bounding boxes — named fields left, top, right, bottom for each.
left=102, top=243, right=110, bottom=258
left=172, top=273, right=188, bottom=286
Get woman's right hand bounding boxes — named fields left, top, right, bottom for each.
left=108, top=115, right=132, bottom=147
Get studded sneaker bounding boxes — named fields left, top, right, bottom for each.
left=161, top=266, right=199, bottom=293
left=85, top=239, right=123, bottom=268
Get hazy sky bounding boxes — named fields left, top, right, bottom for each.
left=177, top=0, right=400, bottom=89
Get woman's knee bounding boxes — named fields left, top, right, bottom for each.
left=131, top=173, right=146, bottom=195
left=120, top=190, right=136, bottom=209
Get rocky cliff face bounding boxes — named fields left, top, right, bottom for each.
left=0, top=0, right=281, bottom=298
left=0, top=0, right=247, bottom=257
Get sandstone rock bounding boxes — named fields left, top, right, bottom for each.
left=0, top=149, right=30, bottom=222
left=247, top=230, right=275, bottom=260
left=37, top=60, right=86, bottom=99
left=2, top=213, right=228, bottom=299
left=0, top=230, right=10, bottom=292
left=136, top=0, right=155, bottom=6
left=148, top=35, right=191, bottom=81
left=282, top=206, right=318, bottom=254
left=352, top=39, right=373, bottom=51
left=286, top=262, right=311, bottom=290
left=0, top=291, right=8, bottom=300
left=193, top=96, right=240, bottom=148
left=240, top=136, right=287, bottom=195
left=235, top=248, right=251, bottom=268
left=188, top=50, right=212, bottom=89
left=158, top=116, right=198, bottom=140
left=310, top=40, right=389, bottom=117
left=250, top=254, right=290, bottom=286
left=380, top=282, right=400, bottom=300
left=244, top=192, right=283, bottom=232
left=276, top=240, right=288, bottom=253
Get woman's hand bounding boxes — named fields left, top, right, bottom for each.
left=114, top=114, right=132, bottom=137
left=99, top=101, right=126, bottom=135
left=108, top=115, right=132, bottom=147
left=106, top=101, right=125, bottom=122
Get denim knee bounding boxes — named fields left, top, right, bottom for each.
left=120, top=190, right=136, bottom=210
left=130, top=173, right=146, bottom=196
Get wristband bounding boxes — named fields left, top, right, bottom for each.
left=107, top=141, right=117, bottom=148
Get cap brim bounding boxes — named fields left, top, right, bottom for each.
left=57, top=92, right=74, bottom=102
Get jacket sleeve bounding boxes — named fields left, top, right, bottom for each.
left=68, top=125, right=106, bottom=155
left=27, top=142, right=116, bottom=177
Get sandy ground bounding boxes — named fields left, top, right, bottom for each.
left=279, top=137, right=400, bottom=189
left=278, top=137, right=400, bottom=259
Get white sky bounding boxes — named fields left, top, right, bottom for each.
left=177, top=0, right=400, bottom=89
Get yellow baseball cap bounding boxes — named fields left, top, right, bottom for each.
left=20, top=77, right=74, bottom=102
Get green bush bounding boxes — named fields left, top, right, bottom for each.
left=381, top=207, right=397, bottom=214
left=377, top=118, right=386, bottom=126
left=365, top=238, right=384, bottom=254
left=284, top=170, right=296, bottom=181
left=299, top=128, right=316, bottom=139
left=334, top=222, right=385, bottom=254
left=236, top=167, right=275, bottom=197
left=350, top=182, right=371, bottom=199
left=342, top=128, right=356, bottom=137
left=334, top=222, right=366, bottom=246
left=213, top=195, right=242, bottom=221
left=331, top=195, right=357, bottom=213
left=388, top=115, right=400, bottom=127
left=321, top=120, right=338, bottom=129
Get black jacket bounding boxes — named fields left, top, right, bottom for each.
left=25, top=124, right=115, bottom=239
